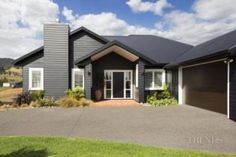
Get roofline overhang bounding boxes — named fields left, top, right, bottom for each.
left=13, top=46, right=44, bottom=66
left=165, top=50, right=230, bottom=69
left=75, top=40, right=157, bottom=65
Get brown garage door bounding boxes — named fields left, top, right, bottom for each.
left=183, top=61, right=227, bottom=114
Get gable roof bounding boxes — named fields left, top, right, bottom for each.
left=168, top=29, right=236, bottom=67
left=75, top=40, right=157, bottom=65
left=14, top=26, right=193, bottom=66
left=14, top=26, right=109, bottom=66
left=103, top=35, right=193, bottom=64
left=13, top=46, right=44, bottom=66
left=70, top=26, right=109, bottom=43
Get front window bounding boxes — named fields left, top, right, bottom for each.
left=145, top=69, right=165, bottom=90
left=72, top=68, right=84, bottom=89
left=29, top=68, right=44, bottom=90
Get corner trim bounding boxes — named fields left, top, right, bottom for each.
left=178, top=67, right=183, bottom=104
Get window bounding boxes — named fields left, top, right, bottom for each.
left=72, top=68, right=84, bottom=89
left=29, top=68, right=44, bottom=90
left=104, top=71, right=112, bottom=99
left=145, top=69, right=165, bottom=90
left=124, top=71, right=132, bottom=98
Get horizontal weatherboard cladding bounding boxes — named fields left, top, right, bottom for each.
left=44, top=24, right=69, bottom=99
left=23, top=56, right=44, bottom=92
left=70, top=32, right=105, bottom=67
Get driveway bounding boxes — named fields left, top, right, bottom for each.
left=0, top=105, right=236, bottom=153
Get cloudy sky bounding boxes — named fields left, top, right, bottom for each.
left=1, top=0, right=236, bottom=59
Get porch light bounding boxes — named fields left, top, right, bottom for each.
left=87, top=71, right=91, bottom=76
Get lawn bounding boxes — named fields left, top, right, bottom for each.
left=0, top=137, right=235, bottom=157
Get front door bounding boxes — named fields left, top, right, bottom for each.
left=104, top=70, right=132, bottom=99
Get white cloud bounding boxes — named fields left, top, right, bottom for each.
left=63, top=0, right=236, bottom=46
left=126, top=0, right=171, bottom=15
left=2, top=0, right=236, bottom=59
left=155, top=0, right=236, bottom=44
left=62, top=7, right=156, bottom=35
left=0, top=0, right=59, bottom=59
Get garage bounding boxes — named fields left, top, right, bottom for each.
left=182, top=61, right=227, bottom=114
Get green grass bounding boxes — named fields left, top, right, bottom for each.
left=0, top=137, right=235, bottom=157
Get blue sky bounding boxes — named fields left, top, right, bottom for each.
left=1, top=0, right=236, bottom=58
left=55, top=0, right=195, bottom=28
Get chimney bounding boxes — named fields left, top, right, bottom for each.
left=44, top=24, right=69, bottom=99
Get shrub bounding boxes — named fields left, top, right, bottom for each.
left=65, top=86, right=84, bottom=100
left=146, top=84, right=178, bottom=107
left=154, top=98, right=177, bottom=106
left=37, top=97, right=57, bottom=107
left=57, top=96, right=82, bottom=108
left=157, top=84, right=171, bottom=99
left=30, top=90, right=44, bottom=101
left=57, top=96, right=93, bottom=108
left=15, top=91, right=31, bottom=106
left=79, top=98, right=93, bottom=107
left=30, top=101, right=40, bottom=107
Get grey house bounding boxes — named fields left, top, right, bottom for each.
left=14, top=24, right=236, bottom=121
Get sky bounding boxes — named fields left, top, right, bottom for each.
left=1, top=0, right=236, bottom=59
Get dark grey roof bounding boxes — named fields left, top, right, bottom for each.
left=14, top=26, right=108, bottom=66
left=168, top=29, right=236, bottom=66
left=103, top=35, right=193, bottom=64
left=70, top=26, right=109, bottom=43
left=14, top=26, right=193, bottom=66
left=13, top=46, right=43, bottom=66
left=75, top=40, right=157, bottom=65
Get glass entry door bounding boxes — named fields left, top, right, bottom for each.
left=104, top=70, right=132, bottom=99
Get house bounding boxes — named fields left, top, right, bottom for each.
left=14, top=24, right=236, bottom=121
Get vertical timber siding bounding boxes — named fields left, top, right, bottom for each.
left=230, top=61, right=236, bottom=121
left=44, top=24, right=69, bottom=99
left=23, top=56, right=44, bottom=91
left=92, top=52, right=135, bottom=100
left=85, top=63, right=92, bottom=99
left=138, top=60, right=145, bottom=103
left=166, top=68, right=178, bottom=99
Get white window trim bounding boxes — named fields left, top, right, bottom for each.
left=29, top=68, right=44, bottom=90
left=145, top=69, right=165, bottom=90
left=72, top=68, right=84, bottom=89
left=135, top=64, right=139, bottom=87
left=104, top=70, right=133, bottom=99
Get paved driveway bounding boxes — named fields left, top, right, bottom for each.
left=0, top=105, right=236, bottom=153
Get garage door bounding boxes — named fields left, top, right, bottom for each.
left=183, top=61, right=227, bottom=114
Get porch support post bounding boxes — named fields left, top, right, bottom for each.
left=85, top=63, right=92, bottom=99
left=138, top=60, right=145, bottom=103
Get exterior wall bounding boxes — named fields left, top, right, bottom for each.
left=70, top=32, right=104, bottom=67
left=230, top=61, right=236, bottom=120
left=166, top=68, right=179, bottom=99
left=138, top=60, right=145, bottom=103
left=44, top=24, right=69, bottom=99
left=85, top=63, right=92, bottom=99
left=23, top=56, right=44, bottom=91
left=92, top=52, right=135, bottom=100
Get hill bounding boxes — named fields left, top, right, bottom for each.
left=0, top=58, right=14, bottom=71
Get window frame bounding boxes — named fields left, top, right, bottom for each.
left=29, top=68, right=44, bottom=90
left=145, top=69, right=166, bottom=90
left=135, top=64, right=139, bottom=87
left=72, top=68, right=84, bottom=89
